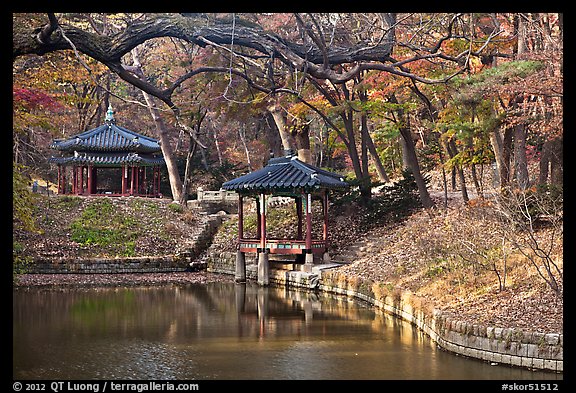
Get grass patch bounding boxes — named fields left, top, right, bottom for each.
left=69, top=199, right=139, bottom=256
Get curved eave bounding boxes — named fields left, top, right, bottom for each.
left=226, top=181, right=348, bottom=194
left=49, top=153, right=165, bottom=167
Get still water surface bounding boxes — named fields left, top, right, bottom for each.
left=13, top=281, right=562, bottom=380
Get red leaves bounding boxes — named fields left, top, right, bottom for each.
left=13, top=86, right=63, bottom=111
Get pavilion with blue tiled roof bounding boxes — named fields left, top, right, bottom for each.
left=222, top=153, right=349, bottom=285
left=49, top=105, right=165, bottom=197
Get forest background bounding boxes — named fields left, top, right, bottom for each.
left=13, top=13, right=563, bottom=301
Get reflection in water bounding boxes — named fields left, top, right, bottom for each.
left=13, top=282, right=561, bottom=380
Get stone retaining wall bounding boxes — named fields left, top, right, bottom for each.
left=28, top=255, right=189, bottom=274
left=205, top=251, right=237, bottom=276
left=205, top=252, right=563, bottom=373
left=319, top=270, right=563, bottom=374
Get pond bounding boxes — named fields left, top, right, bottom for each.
left=13, top=280, right=562, bottom=381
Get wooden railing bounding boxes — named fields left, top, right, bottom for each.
left=239, top=238, right=327, bottom=254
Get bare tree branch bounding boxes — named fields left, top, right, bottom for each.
left=14, top=13, right=499, bottom=118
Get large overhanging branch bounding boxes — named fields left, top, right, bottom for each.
left=14, top=13, right=492, bottom=112
left=14, top=14, right=393, bottom=85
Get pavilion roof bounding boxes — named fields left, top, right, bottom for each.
left=222, top=155, right=349, bottom=194
left=50, top=123, right=161, bottom=153
left=49, top=104, right=164, bottom=168
left=49, top=151, right=165, bottom=167
left=50, top=105, right=161, bottom=154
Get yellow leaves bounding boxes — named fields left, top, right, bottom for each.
left=288, top=96, right=331, bottom=118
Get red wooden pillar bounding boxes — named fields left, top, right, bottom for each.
left=87, top=165, right=93, bottom=194
left=303, top=191, right=314, bottom=270
left=72, top=167, right=76, bottom=194
left=136, top=167, right=141, bottom=195
left=296, top=196, right=303, bottom=240
left=56, top=165, right=61, bottom=194
left=77, top=166, right=81, bottom=194
left=305, top=192, right=312, bottom=250
left=72, top=166, right=77, bottom=194
left=156, top=166, right=161, bottom=196
left=93, top=167, right=97, bottom=193
left=150, top=167, right=155, bottom=196
left=121, top=166, right=127, bottom=195
left=60, top=166, right=67, bottom=194
left=153, top=167, right=158, bottom=196
left=78, top=166, right=84, bottom=194
left=130, top=166, right=136, bottom=195
left=259, top=193, right=267, bottom=250
left=323, top=189, right=328, bottom=244
left=256, top=195, right=261, bottom=240
left=238, top=194, right=244, bottom=240
left=142, top=167, right=147, bottom=196
left=257, top=192, right=269, bottom=286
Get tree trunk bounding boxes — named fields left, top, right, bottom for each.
left=341, top=109, right=364, bottom=184
left=179, top=110, right=208, bottom=205
left=359, top=87, right=389, bottom=197
left=293, top=120, right=313, bottom=164
left=213, top=127, right=223, bottom=166
left=179, top=135, right=196, bottom=206
left=359, top=111, right=372, bottom=202
left=549, top=136, right=563, bottom=186
left=268, top=102, right=295, bottom=155
left=466, top=134, right=483, bottom=197
left=264, top=113, right=283, bottom=158
left=437, top=140, right=449, bottom=209
left=131, top=49, right=183, bottom=202
left=471, top=164, right=483, bottom=198
left=445, top=138, right=469, bottom=203
left=391, top=94, right=434, bottom=208
left=366, top=129, right=390, bottom=183
left=513, top=123, right=530, bottom=190
left=538, top=139, right=551, bottom=185
left=400, top=126, right=434, bottom=208
left=142, top=94, right=183, bottom=202
left=489, top=127, right=505, bottom=188
left=512, top=15, right=530, bottom=191
left=238, top=125, right=253, bottom=171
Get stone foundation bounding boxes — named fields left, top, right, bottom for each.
left=27, top=255, right=193, bottom=274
